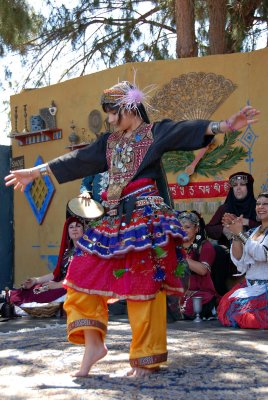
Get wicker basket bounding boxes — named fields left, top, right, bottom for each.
left=21, top=303, right=61, bottom=318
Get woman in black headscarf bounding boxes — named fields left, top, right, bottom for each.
left=206, top=172, right=258, bottom=248
left=205, top=172, right=259, bottom=295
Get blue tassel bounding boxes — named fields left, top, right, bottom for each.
left=153, top=265, right=166, bottom=281
left=143, top=205, right=153, bottom=216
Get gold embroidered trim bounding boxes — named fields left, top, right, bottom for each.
left=130, top=352, right=168, bottom=367
left=67, top=318, right=107, bottom=335
left=65, top=280, right=160, bottom=301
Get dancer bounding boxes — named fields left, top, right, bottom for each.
left=5, top=80, right=259, bottom=377
left=217, top=192, right=268, bottom=328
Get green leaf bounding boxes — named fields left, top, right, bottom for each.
left=162, top=131, right=247, bottom=177
left=113, top=269, right=127, bottom=278
left=174, top=261, right=187, bottom=277
left=154, top=245, right=167, bottom=258
left=162, top=151, right=194, bottom=173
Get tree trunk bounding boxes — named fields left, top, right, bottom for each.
left=208, top=0, right=227, bottom=54
left=175, top=0, right=197, bottom=58
left=226, top=0, right=264, bottom=53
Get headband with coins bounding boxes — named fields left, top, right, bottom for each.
left=178, top=211, right=200, bottom=226
left=229, top=174, right=249, bottom=187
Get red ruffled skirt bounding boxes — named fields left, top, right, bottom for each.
left=64, top=180, right=186, bottom=301
left=217, top=280, right=268, bottom=329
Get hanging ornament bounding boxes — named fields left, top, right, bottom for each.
left=153, top=265, right=166, bottom=281
left=174, top=260, right=188, bottom=277
left=113, top=268, right=129, bottom=278
left=154, top=245, right=167, bottom=259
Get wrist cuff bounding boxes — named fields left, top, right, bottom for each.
left=39, top=166, right=49, bottom=177
left=238, top=232, right=248, bottom=244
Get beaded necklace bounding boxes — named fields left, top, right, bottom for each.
left=107, top=122, right=153, bottom=204
left=258, top=226, right=268, bottom=235
left=111, top=122, right=145, bottom=172
left=182, top=241, right=199, bottom=256
left=253, top=225, right=268, bottom=240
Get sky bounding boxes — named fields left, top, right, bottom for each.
left=0, top=0, right=77, bottom=145
left=0, top=1, right=267, bottom=145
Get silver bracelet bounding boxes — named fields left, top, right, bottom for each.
left=210, top=121, right=223, bottom=135
left=231, top=234, right=239, bottom=241
left=238, top=231, right=248, bottom=245
left=39, top=166, right=49, bottom=177
left=33, top=284, right=49, bottom=294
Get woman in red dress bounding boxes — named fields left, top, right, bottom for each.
left=10, top=217, right=84, bottom=306
left=177, top=211, right=218, bottom=319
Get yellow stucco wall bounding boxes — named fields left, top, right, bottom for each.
left=10, top=49, right=268, bottom=285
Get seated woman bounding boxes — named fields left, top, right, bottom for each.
left=11, top=217, right=84, bottom=306
left=177, top=210, right=218, bottom=319
left=205, top=172, right=259, bottom=295
left=217, top=192, right=268, bottom=329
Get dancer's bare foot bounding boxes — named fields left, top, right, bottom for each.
left=127, top=366, right=160, bottom=378
left=72, top=329, right=108, bottom=377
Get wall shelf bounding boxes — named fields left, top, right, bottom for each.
left=8, top=128, right=62, bottom=146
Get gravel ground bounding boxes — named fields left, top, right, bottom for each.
left=0, top=316, right=268, bottom=400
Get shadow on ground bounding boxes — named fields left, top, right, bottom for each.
left=0, top=316, right=268, bottom=399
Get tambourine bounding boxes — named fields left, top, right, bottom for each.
left=177, top=144, right=211, bottom=187
left=67, top=197, right=105, bottom=222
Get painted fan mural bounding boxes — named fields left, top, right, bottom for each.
left=149, top=72, right=247, bottom=179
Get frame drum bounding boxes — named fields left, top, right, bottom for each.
left=67, top=197, right=105, bottom=222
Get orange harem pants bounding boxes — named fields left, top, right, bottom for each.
left=64, top=289, right=168, bottom=369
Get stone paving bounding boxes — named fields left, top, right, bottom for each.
left=0, top=315, right=268, bottom=400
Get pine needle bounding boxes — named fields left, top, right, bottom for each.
left=162, top=131, right=247, bottom=177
